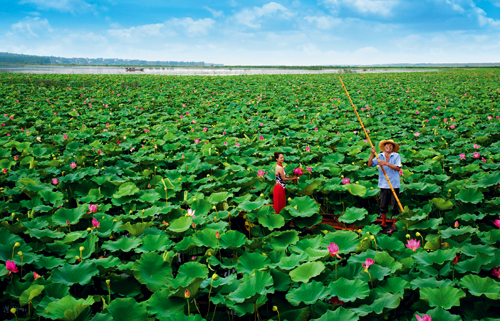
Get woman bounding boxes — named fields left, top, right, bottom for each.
left=274, top=152, right=297, bottom=214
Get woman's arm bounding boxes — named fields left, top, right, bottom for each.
left=278, top=168, right=297, bottom=181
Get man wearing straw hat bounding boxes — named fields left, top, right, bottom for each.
left=368, top=139, right=402, bottom=233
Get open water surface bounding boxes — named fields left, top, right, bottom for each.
left=0, top=65, right=439, bottom=75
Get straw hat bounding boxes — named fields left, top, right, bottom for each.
left=378, top=139, right=400, bottom=152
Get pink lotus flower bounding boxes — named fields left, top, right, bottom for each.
left=186, top=208, right=196, bottom=217
left=216, top=231, right=220, bottom=239
left=415, top=314, right=432, bottom=321
left=6, top=260, right=18, bottom=274
left=459, top=153, right=466, bottom=160
left=89, top=204, right=98, bottom=213
left=362, top=258, right=374, bottom=270
left=33, top=271, right=41, bottom=280
left=414, top=132, right=420, bottom=137
left=293, top=168, right=303, bottom=176
left=224, top=141, right=228, bottom=146
left=106, top=123, right=110, bottom=127
left=222, top=131, right=226, bottom=135
left=92, top=218, right=100, bottom=228
left=194, top=139, right=200, bottom=143
left=144, top=129, right=149, bottom=133
left=443, top=118, right=448, bottom=122
left=186, top=111, right=189, bottom=115
left=315, top=127, right=318, bottom=132
left=14, top=155, right=18, bottom=161
left=473, top=144, right=480, bottom=149
left=481, top=158, right=486, bottom=163
left=305, top=146, right=310, bottom=152
left=492, top=268, right=500, bottom=279
left=259, top=123, right=263, bottom=126
left=450, top=125, right=455, bottom=129
left=52, top=178, right=58, bottom=185
left=235, top=143, right=240, bottom=147
left=341, top=178, right=350, bottom=184
left=70, top=162, right=77, bottom=168
left=307, top=167, right=312, bottom=173
left=327, top=243, right=341, bottom=258
left=257, top=170, right=267, bottom=177
left=203, top=127, right=207, bottom=132
left=494, top=220, right=500, bottom=228
left=259, top=136, right=264, bottom=140
left=399, top=169, right=403, bottom=175
left=63, top=135, right=68, bottom=139
left=406, top=239, right=420, bottom=252
left=455, top=221, right=459, bottom=228
left=488, top=116, right=493, bottom=120
left=473, top=152, right=480, bottom=158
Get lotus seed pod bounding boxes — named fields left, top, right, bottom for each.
left=260, top=194, right=264, bottom=197
left=14, top=242, right=20, bottom=247
left=10, top=308, right=16, bottom=314
left=406, top=234, right=411, bottom=239
left=79, top=246, right=85, bottom=251
left=212, top=273, right=219, bottom=280
left=272, top=306, right=278, bottom=312
left=369, top=236, right=375, bottom=240
left=193, top=198, right=196, bottom=201
left=415, top=232, right=421, bottom=237
left=87, top=228, right=92, bottom=232
left=75, top=256, right=80, bottom=260
left=106, top=279, right=110, bottom=285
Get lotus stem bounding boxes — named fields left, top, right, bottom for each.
left=335, top=256, right=338, bottom=281
left=211, top=304, right=218, bottom=321
left=187, top=299, right=190, bottom=316
left=193, top=299, right=201, bottom=315
left=217, top=240, right=222, bottom=262
left=364, top=270, right=374, bottom=288
left=206, top=280, right=214, bottom=319
left=19, top=252, right=23, bottom=277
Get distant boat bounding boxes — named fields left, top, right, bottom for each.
left=125, top=67, right=144, bottom=72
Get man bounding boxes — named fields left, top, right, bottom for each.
left=368, top=139, right=402, bottom=233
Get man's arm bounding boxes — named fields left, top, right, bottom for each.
left=368, top=147, right=377, bottom=167
left=378, top=154, right=401, bottom=172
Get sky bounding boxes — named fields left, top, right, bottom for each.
left=0, top=0, right=499, bottom=65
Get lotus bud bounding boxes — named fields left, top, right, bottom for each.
left=178, top=177, right=182, bottom=181
left=272, top=306, right=278, bottom=312
left=415, top=232, right=421, bottom=237
left=406, top=234, right=410, bottom=239
left=357, top=229, right=362, bottom=234
left=12, top=213, right=15, bottom=217
left=184, top=289, right=190, bottom=298
left=288, top=197, right=291, bottom=201
left=17, top=251, right=22, bottom=256
left=106, top=279, right=110, bottom=287
left=193, top=198, right=196, bottom=201
left=129, top=210, right=133, bottom=214
left=14, top=242, right=20, bottom=247
left=207, top=174, right=210, bottom=177
left=212, top=206, right=216, bottom=210
left=216, top=232, right=220, bottom=239
left=260, top=193, right=264, bottom=197
left=212, top=273, right=219, bottom=280
left=10, top=308, right=16, bottom=314
left=363, top=237, right=368, bottom=241
left=448, top=189, right=452, bottom=192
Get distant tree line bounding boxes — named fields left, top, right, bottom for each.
left=0, top=52, right=51, bottom=64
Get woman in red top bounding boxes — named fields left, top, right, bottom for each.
left=274, top=152, right=297, bottom=214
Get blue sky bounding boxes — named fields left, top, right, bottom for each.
left=1, top=0, right=499, bottom=65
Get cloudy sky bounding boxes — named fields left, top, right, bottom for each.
left=1, top=0, right=499, bottom=65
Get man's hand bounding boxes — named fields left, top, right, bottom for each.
left=378, top=161, right=389, bottom=166
left=370, top=147, right=376, bottom=155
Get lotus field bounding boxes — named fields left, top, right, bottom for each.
left=2, top=70, right=500, bottom=321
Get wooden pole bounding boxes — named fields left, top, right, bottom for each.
left=338, top=76, right=404, bottom=213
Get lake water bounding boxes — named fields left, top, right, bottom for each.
left=0, top=65, right=439, bottom=75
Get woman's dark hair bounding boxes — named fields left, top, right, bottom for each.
left=274, top=152, right=283, bottom=161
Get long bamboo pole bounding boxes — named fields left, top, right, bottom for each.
left=338, top=76, right=404, bottom=213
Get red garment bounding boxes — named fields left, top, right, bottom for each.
left=273, top=184, right=286, bottom=214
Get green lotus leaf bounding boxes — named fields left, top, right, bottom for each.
left=289, top=261, right=325, bottom=283
left=167, top=216, right=192, bottom=234
left=352, top=293, right=401, bottom=316
left=27, top=228, right=65, bottom=240
left=440, top=226, right=477, bottom=242
left=169, top=261, right=208, bottom=288
left=376, top=277, right=409, bottom=295
left=413, top=248, right=458, bottom=266
left=343, top=184, right=367, bottom=197
left=476, top=172, right=500, bottom=187
left=287, top=196, right=319, bottom=218
left=304, top=248, right=330, bottom=261
left=45, top=283, right=70, bottom=300
left=146, top=288, right=186, bottom=318
left=238, top=199, right=268, bottom=211
left=106, top=274, right=141, bottom=297
left=119, top=221, right=151, bottom=237
left=237, top=252, right=271, bottom=274
left=459, top=274, right=500, bottom=299
left=455, top=188, right=484, bottom=204
left=286, top=280, right=330, bottom=306
left=294, top=214, right=323, bottom=229
left=92, top=256, right=121, bottom=269
left=276, top=253, right=307, bottom=271
left=192, top=228, right=219, bottom=248
left=133, top=252, right=173, bottom=292
left=431, top=198, right=454, bottom=210
left=329, top=277, right=370, bottom=302
left=227, top=270, right=274, bottom=303
left=219, top=230, right=247, bottom=249
left=138, top=192, right=161, bottom=203
left=426, top=307, right=462, bottom=321
left=135, top=234, right=172, bottom=253
left=322, top=230, right=359, bottom=253
left=44, top=295, right=94, bottom=321
left=113, top=182, right=140, bottom=198
left=312, top=308, right=360, bottom=321
left=269, top=230, right=299, bottom=251
left=270, top=268, right=291, bottom=292
left=51, top=261, right=99, bottom=286
left=291, top=235, right=322, bottom=253
left=40, top=190, right=64, bottom=205
left=106, top=297, right=148, bottom=321
left=339, top=207, right=368, bottom=224
left=257, top=211, right=285, bottom=230
left=33, top=255, right=66, bottom=270
left=190, top=199, right=212, bottom=217
left=208, top=192, right=233, bottom=204
left=300, top=179, right=324, bottom=196
left=64, top=233, right=98, bottom=262
left=420, top=286, right=466, bottom=309
left=20, top=284, right=45, bottom=306
left=52, top=206, right=86, bottom=226
left=410, top=277, right=455, bottom=290
left=374, top=252, right=403, bottom=273
left=101, top=237, right=142, bottom=252
left=455, top=253, right=492, bottom=274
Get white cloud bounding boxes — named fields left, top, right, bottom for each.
left=233, top=2, right=293, bottom=28
left=10, top=16, right=52, bottom=38
left=108, top=23, right=165, bottom=40
left=473, top=7, right=500, bottom=27
left=204, top=6, right=224, bottom=18
left=304, top=15, right=341, bottom=29
left=169, top=18, right=215, bottom=36
left=323, top=0, right=398, bottom=17
left=18, top=0, right=96, bottom=13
